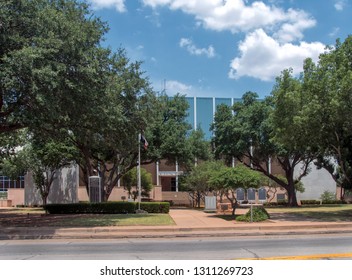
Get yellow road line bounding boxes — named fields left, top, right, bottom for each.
left=237, top=252, right=352, bottom=260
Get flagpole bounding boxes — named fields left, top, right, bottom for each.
left=138, top=133, right=141, bottom=211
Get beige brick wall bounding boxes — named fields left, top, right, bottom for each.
left=7, top=189, right=25, bottom=206
left=162, top=191, right=191, bottom=206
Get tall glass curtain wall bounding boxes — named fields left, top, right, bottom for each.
left=185, top=97, right=239, bottom=140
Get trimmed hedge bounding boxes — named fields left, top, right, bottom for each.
left=263, top=201, right=288, bottom=207
left=300, top=200, right=321, bottom=205
left=44, top=201, right=170, bottom=214
left=321, top=200, right=347, bottom=205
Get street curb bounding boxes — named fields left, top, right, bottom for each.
left=1, top=223, right=352, bottom=240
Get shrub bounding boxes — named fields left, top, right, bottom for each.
left=300, top=200, right=321, bottom=205
left=44, top=201, right=170, bottom=214
left=320, top=191, right=336, bottom=203
left=321, top=200, right=346, bottom=205
left=162, top=200, right=175, bottom=207
left=235, top=207, right=270, bottom=222
left=263, top=201, right=288, bottom=207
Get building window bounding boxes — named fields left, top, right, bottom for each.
left=0, top=175, right=25, bottom=192
left=277, top=193, right=286, bottom=202
left=171, top=177, right=176, bottom=192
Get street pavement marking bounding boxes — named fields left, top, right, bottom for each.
left=237, top=252, right=352, bottom=260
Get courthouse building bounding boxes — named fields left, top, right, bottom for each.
left=0, top=96, right=338, bottom=206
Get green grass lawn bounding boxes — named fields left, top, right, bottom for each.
left=56, top=214, right=176, bottom=227
left=266, top=204, right=352, bottom=222
left=1, top=204, right=352, bottom=227
left=0, top=208, right=175, bottom=227
left=215, top=204, right=352, bottom=222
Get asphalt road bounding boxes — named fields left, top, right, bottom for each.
left=1, top=234, right=352, bottom=260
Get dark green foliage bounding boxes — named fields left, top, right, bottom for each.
left=121, top=167, right=153, bottom=200
left=321, top=200, right=346, bottom=205
left=0, top=0, right=109, bottom=133
left=263, top=201, right=288, bottom=207
left=300, top=200, right=321, bottom=205
left=139, top=202, right=170, bottom=213
left=235, top=207, right=270, bottom=222
left=300, top=36, right=352, bottom=191
left=211, top=90, right=313, bottom=207
left=44, top=202, right=170, bottom=214
left=320, top=190, right=336, bottom=203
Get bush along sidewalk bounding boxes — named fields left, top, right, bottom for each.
left=44, top=201, right=170, bottom=214
left=236, top=207, right=270, bottom=222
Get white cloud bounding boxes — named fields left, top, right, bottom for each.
left=89, top=0, right=126, bottom=12
left=179, top=38, right=216, bottom=58
left=273, top=8, right=316, bottom=43
left=165, top=80, right=192, bottom=94
left=142, top=0, right=316, bottom=43
left=334, top=0, right=347, bottom=11
left=142, top=0, right=326, bottom=82
left=329, top=27, right=340, bottom=38
left=228, top=29, right=326, bottom=81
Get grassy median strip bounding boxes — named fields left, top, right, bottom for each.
left=0, top=208, right=175, bottom=227
left=215, top=204, right=352, bottom=222
left=56, top=214, right=176, bottom=227
left=266, top=204, right=352, bottom=222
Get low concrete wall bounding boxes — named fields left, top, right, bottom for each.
left=25, top=165, right=79, bottom=206
left=0, top=200, right=12, bottom=207
left=6, top=189, right=24, bottom=206
left=296, top=161, right=337, bottom=201
left=162, top=191, right=191, bottom=206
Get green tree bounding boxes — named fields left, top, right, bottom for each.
left=188, top=128, right=212, bottom=167
left=180, top=161, right=222, bottom=207
left=212, top=88, right=314, bottom=206
left=0, top=0, right=108, bottom=134
left=2, top=137, right=76, bottom=207
left=65, top=50, right=157, bottom=202
left=208, top=164, right=263, bottom=215
left=0, top=0, right=119, bottom=202
left=300, top=36, right=352, bottom=195
left=121, top=167, right=153, bottom=201
left=268, top=70, right=317, bottom=206
left=145, top=94, right=192, bottom=166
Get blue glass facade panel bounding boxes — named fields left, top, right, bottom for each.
left=196, top=97, right=213, bottom=139
left=185, top=97, right=243, bottom=140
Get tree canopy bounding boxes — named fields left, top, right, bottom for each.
left=299, top=36, right=352, bottom=192
left=212, top=86, right=316, bottom=206
left=0, top=0, right=108, bottom=134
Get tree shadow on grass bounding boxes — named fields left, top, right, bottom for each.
left=212, top=208, right=352, bottom=223
left=269, top=209, right=352, bottom=222
left=0, top=209, right=174, bottom=227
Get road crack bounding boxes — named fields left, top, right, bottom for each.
left=242, top=248, right=260, bottom=259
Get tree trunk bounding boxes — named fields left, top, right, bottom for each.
left=196, top=192, right=201, bottom=208
left=231, top=201, right=239, bottom=216
left=286, top=180, right=299, bottom=207
left=42, top=193, right=49, bottom=213
left=42, top=195, right=48, bottom=207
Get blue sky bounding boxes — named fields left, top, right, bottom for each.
left=87, top=0, right=352, bottom=98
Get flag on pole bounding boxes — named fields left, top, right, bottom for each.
left=140, top=134, right=148, bottom=150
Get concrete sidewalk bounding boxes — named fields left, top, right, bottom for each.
left=1, top=208, right=352, bottom=240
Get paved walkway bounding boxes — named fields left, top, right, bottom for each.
left=1, top=208, right=352, bottom=240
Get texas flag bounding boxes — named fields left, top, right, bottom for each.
left=140, top=134, right=148, bottom=150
